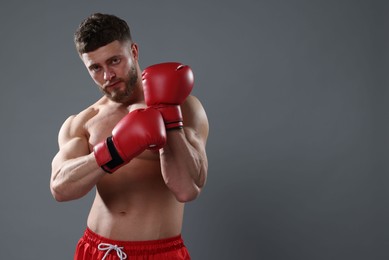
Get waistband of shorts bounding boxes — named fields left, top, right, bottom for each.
left=82, top=227, right=185, bottom=255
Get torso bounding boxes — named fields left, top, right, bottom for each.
left=79, top=97, right=184, bottom=241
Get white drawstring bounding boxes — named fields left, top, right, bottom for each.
left=98, top=243, right=127, bottom=260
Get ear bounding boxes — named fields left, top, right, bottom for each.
left=131, top=43, right=139, bottom=62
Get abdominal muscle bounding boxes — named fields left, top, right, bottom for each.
left=86, top=152, right=184, bottom=241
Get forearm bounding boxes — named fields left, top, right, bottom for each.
left=159, top=129, right=207, bottom=202
left=50, top=153, right=105, bottom=202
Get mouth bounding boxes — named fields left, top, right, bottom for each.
left=105, top=80, right=122, bottom=90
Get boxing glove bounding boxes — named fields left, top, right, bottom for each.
left=142, top=62, right=194, bottom=130
left=93, top=108, right=166, bottom=173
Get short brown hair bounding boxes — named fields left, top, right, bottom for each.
left=74, top=13, right=132, bottom=54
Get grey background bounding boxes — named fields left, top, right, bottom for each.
left=0, top=1, right=388, bottom=259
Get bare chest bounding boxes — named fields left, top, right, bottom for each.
left=86, top=103, right=146, bottom=145
left=87, top=110, right=126, bottom=147
left=85, top=105, right=158, bottom=160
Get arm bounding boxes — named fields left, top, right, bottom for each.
left=159, top=96, right=209, bottom=202
left=50, top=108, right=167, bottom=202
left=142, top=62, right=208, bottom=202
left=50, top=115, right=106, bottom=202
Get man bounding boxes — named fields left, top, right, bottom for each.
left=50, top=13, right=208, bottom=260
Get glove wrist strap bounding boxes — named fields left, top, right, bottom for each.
left=94, top=137, right=124, bottom=173
left=154, top=105, right=183, bottom=130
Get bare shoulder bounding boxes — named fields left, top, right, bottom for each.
left=57, top=98, right=106, bottom=146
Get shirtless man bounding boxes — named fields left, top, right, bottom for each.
left=50, top=13, right=208, bottom=260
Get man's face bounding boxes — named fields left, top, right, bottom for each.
left=81, top=40, right=139, bottom=103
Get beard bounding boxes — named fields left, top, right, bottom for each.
left=101, top=65, right=138, bottom=103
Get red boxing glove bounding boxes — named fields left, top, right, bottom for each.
left=142, top=62, right=194, bottom=130
left=93, top=108, right=166, bottom=173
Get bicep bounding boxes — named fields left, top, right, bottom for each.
left=181, top=96, right=209, bottom=179
left=181, top=96, right=209, bottom=188
left=51, top=116, right=90, bottom=174
left=182, top=95, right=209, bottom=148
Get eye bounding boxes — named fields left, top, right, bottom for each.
left=111, top=57, right=121, bottom=65
left=90, top=64, right=101, bottom=73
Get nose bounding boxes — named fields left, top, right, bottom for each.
left=104, top=69, right=116, bottom=81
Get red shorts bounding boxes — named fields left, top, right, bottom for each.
left=74, top=228, right=191, bottom=260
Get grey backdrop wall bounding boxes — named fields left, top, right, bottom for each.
left=0, top=1, right=388, bottom=259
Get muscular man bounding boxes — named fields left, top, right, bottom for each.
left=50, top=13, right=208, bottom=260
